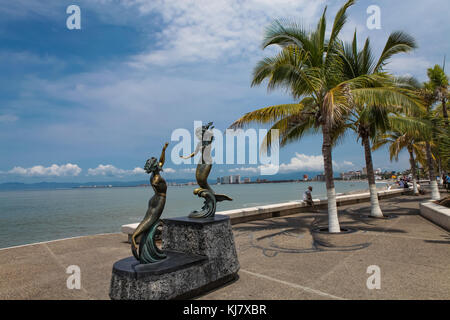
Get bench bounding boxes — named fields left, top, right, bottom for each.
left=122, top=223, right=139, bottom=243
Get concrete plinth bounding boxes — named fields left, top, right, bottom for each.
left=109, top=214, right=239, bottom=300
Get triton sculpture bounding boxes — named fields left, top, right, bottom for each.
left=131, top=142, right=169, bottom=264
left=181, top=122, right=232, bottom=218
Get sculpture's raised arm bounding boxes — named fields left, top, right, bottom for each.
left=158, top=142, right=169, bottom=168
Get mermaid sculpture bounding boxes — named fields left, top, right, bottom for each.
left=131, top=142, right=169, bottom=264
left=181, top=122, right=232, bottom=218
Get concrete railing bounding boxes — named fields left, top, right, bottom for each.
left=218, top=187, right=407, bottom=224
left=420, top=201, right=450, bottom=231
left=121, top=187, right=410, bottom=240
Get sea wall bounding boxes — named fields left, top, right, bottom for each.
left=122, top=188, right=411, bottom=239
left=419, top=201, right=450, bottom=231
left=219, top=188, right=409, bottom=225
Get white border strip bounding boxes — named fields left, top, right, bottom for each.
left=240, top=269, right=346, bottom=300
left=0, top=232, right=120, bottom=251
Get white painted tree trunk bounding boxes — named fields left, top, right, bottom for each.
left=430, top=180, right=441, bottom=200
left=412, top=178, right=418, bottom=195
left=438, top=160, right=443, bottom=185
left=369, top=184, right=383, bottom=217
left=327, top=188, right=340, bottom=233
left=408, top=150, right=418, bottom=196
left=322, top=123, right=340, bottom=233
left=361, top=134, right=384, bottom=218
left=425, top=141, right=440, bottom=201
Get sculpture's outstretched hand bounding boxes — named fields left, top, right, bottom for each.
left=180, top=152, right=195, bottom=159
left=180, top=139, right=202, bottom=159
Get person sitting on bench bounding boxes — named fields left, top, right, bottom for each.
left=303, top=186, right=314, bottom=207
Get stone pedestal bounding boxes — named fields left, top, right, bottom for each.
left=109, top=214, right=239, bottom=300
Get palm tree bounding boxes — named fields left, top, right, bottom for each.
left=230, top=0, right=422, bottom=232
left=373, top=117, right=429, bottom=195
left=340, top=31, right=417, bottom=217
left=427, top=65, right=449, bottom=125
left=427, top=65, right=449, bottom=184
left=417, top=83, right=441, bottom=200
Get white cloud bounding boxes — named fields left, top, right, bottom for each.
left=0, top=51, right=63, bottom=67
left=8, top=163, right=82, bottom=177
left=86, top=164, right=175, bottom=176
left=277, top=153, right=354, bottom=172
left=342, top=160, right=354, bottom=167
left=131, top=167, right=145, bottom=174
left=0, top=0, right=61, bottom=19
left=386, top=56, right=432, bottom=76
left=128, top=0, right=325, bottom=66
left=278, top=153, right=324, bottom=172
left=0, top=114, right=18, bottom=123
left=88, top=164, right=124, bottom=176
left=227, top=154, right=355, bottom=175
left=229, top=167, right=258, bottom=173
left=88, top=164, right=149, bottom=176
left=2, top=163, right=174, bottom=178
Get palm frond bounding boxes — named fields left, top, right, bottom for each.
left=229, top=103, right=306, bottom=129
left=325, top=0, right=356, bottom=68
left=374, top=31, right=417, bottom=72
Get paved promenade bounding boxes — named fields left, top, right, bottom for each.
left=0, top=194, right=449, bottom=299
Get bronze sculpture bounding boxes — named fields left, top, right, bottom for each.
left=182, top=122, right=232, bottom=218
left=131, top=142, right=169, bottom=264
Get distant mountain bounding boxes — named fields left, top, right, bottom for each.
left=0, top=179, right=196, bottom=191
left=0, top=171, right=335, bottom=191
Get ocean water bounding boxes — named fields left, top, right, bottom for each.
left=0, top=181, right=384, bottom=249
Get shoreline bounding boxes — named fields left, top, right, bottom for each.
left=0, top=179, right=391, bottom=192
left=0, top=185, right=404, bottom=251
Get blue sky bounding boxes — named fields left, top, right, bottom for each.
left=0, top=0, right=449, bottom=183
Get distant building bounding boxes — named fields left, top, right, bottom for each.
left=340, top=170, right=362, bottom=180
left=314, top=174, right=326, bottom=181
left=243, top=177, right=251, bottom=183
left=362, top=167, right=367, bottom=175
left=217, top=175, right=241, bottom=184
left=220, top=176, right=232, bottom=184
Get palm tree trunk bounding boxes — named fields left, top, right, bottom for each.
left=442, top=97, right=448, bottom=126
left=322, top=123, right=340, bottom=233
left=409, top=149, right=419, bottom=195
left=425, top=141, right=440, bottom=200
left=362, top=134, right=383, bottom=217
